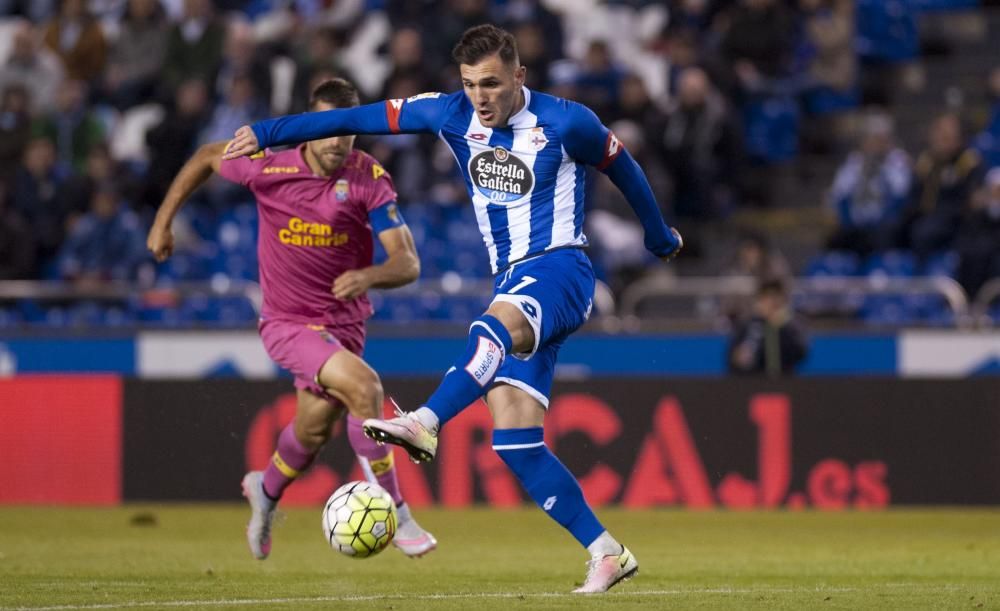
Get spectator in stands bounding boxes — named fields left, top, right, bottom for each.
left=216, top=20, right=271, bottom=113
left=41, top=0, right=107, bottom=84
left=32, top=79, right=105, bottom=173
left=666, top=0, right=722, bottom=32
left=826, top=111, right=911, bottom=256
left=12, top=137, right=65, bottom=264
left=728, top=278, right=809, bottom=376
left=199, top=73, right=267, bottom=148
left=162, top=0, right=225, bottom=97
left=0, top=20, right=64, bottom=114
left=0, top=181, right=35, bottom=279
left=0, top=0, right=57, bottom=21
left=101, top=0, right=169, bottom=110
left=972, top=65, right=1000, bottom=169
left=53, top=142, right=117, bottom=224
left=0, top=84, right=32, bottom=189
left=727, top=231, right=791, bottom=284
left=510, top=23, right=553, bottom=92
left=288, top=28, right=343, bottom=115
left=720, top=0, right=794, bottom=86
left=380, top=27, right=434, bottom=97
left=796, top=0, right=857, bottom=155
left=722, top=230, right=791, bottom=320
left=796, top=0, right=857, bottom=115
left=903, top=113, right=984, bottom=258
left=574, top=40, right=626, bottom=119
left=56, top=183, right=146, bottom=285
left=660, top=67, right=741, bottom=219
left=855, top=0, right=920, bottom=106
left=956, top=168, right=1000, bottom=300
left=144, top=78, right=210, bottom=207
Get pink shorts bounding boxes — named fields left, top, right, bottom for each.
left=259, top=317, right=366, bottom=400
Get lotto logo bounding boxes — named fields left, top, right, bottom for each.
left=543, top=496, right=557, bottom=511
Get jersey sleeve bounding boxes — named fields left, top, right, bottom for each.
left=559, top=101, right=680, bottom=258
left=362, top=160, right=406, bottom=234
left=218, top=149, right=269, bottom=187
left=251, top=93, right=457, bottom=149
left=559, top=101, right=624, bottom=169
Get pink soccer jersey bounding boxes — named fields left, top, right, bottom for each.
left=218, top=146, right=399, bottom=325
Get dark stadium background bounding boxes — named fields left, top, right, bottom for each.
left=1, top=0, right=999, bottom=509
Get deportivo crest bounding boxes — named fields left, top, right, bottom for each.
left=468, top=146, right=534, bottom=204
left=334, top=179, right=349, bottom=201
left=529, top=127, right=548, bottom=151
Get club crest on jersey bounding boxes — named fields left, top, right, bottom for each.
left=469, top=146, right=535, bottom=204
left=334, top=179, right=349, bottom=201
left=529, top=127, right=548, bottom=151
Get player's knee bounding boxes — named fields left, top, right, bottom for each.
left=345, top=370, right=383, bottom=419
left=486, top=302, right=534, bottom=353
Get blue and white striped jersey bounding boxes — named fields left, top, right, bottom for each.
left=385, top=88, right=622, bottom=273
left=251, top=87, right=678, bottom=275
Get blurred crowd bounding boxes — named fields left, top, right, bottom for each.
left=0, top=0, right=998, bottom=325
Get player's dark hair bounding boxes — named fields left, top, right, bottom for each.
left=452, top=24, right=519, bottom=67
left=310, top=78, right=360, bottom=110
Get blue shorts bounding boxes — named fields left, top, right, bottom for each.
left=490, top=248, right=595, bottom=407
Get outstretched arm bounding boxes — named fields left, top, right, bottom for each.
left=147, top=141, right=227, bottom=262
left=602, top=149, right=683, bottom=260
left=562, top=102, right=682, bottom=261
left=225, top=95, right=452, bottom=159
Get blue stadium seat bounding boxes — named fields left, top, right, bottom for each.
left=860, top=295, right=918, bottom=326
left=922, top=250, right=959, bottom=278
left=804, top=251, right=861, bottom=277
left=862, top=250, right=918, bottom=278
left=0, top=306, right=23, bottom=327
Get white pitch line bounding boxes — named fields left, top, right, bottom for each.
left=0, top=587, right=869, bottom=611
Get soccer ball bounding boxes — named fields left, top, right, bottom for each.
left=322, top=481, right=397, bottom=558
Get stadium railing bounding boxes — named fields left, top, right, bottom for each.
left=0, top=275, right=989, bottom=329
left=619, top=275, right=977, bottom=329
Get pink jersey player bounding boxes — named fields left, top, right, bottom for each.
left=147, top=78, right=435, bottom=561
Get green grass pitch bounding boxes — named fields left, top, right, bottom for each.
left=1, top=506, right=998, bottom=610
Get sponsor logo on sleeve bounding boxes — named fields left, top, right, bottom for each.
left=406, top=92, right=442, bottom=102
left=597, top=131, right=623, bottom=170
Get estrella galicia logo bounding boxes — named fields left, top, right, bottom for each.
left=469, top=146, right=534, bottom=203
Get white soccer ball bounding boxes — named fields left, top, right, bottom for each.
left=322, top=481, right=397, bottom=558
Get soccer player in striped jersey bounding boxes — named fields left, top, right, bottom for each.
left=149, top=79, right=436, bottom=561
left=224, top=25, right=682, bottom=592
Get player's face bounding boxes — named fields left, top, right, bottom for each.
left=305, top=101, right=356, bottom=176
left=459, top=53, right=526, bottom=128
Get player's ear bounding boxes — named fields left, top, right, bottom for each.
left=514, top=65, right=526, bottom=87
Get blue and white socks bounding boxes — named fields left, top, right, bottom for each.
left=420, top=315, right=513, bottom=428
left=493, top=427, right=608, bottom=549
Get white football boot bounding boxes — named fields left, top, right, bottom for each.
left=392, top=515, right=438, bottom=558
left=240, top=471, right=277, bottom=560
left=572, top=545, right=639, bottom=594
left=363, top=412, right=438, bottom=463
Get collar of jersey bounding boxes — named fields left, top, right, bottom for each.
left=504, top=86, right=532, bottom=128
